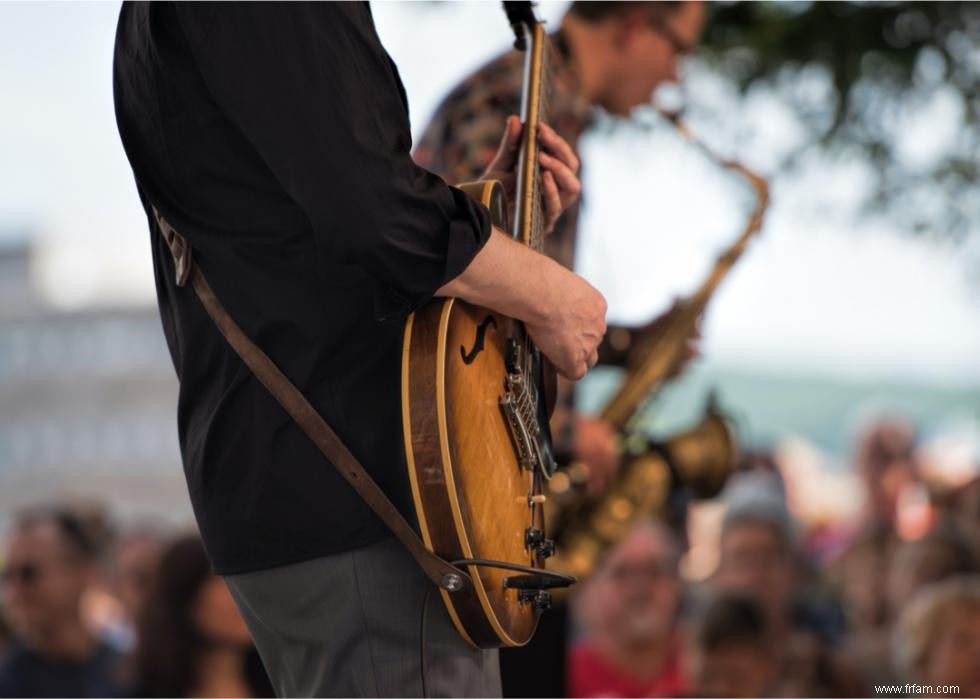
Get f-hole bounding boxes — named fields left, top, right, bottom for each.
left=461, top=315, right=497, bottom=365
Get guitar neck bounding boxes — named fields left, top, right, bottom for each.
left=512, top=17, right=551, bottom=253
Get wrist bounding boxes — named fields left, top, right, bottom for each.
left=519, top=252, right=562, bottom=328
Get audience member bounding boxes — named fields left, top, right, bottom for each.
left=0, top=506, right=125, bottom=697
left=103, top=524, right=168, bottom=653
left=58, top=502, right=130, bottom=654
left=833, top=521, right=900, bottom=693
left=0, top=610, right=10, bottom=664
left=132, top=534, right=272, bottom=698
left=893, top=575, right=980, bottom=698
left=836, top=522, right=898, bottom=633
left=886, top=523, right=978, bottom=622
left=685, top=593, right=775, bottom=698
left=918, top=429, right=980, bottom=563
left=713, top=472, right=797, bottom=626
left=712, top=472, right=858, bottom=697
left=854, top=417, right=919, bottom=530
left=953, top=473, right=980, bottom=554
left=568, top=521, right=685, bottom=698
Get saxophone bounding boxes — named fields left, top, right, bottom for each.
left=601, top=111, right=770, bottom=433
left=546, top=110, right=770, bottom=580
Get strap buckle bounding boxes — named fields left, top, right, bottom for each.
left=152, top=207, right=193, bottom=288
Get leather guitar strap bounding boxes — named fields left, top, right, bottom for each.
left=152, top=207, right=471, bottom=593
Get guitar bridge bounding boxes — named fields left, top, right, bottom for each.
left=500, top=369, right=543, bottom=473
left=500, top=339, right=543, bottom=472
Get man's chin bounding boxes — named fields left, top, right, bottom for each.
left=600, top=101, right=658, bottom=122
left=619, top=613, right=668, bottom=643
left=608, top=105, right=632, bottom=119
left=595, top=96, right=632, bottom=119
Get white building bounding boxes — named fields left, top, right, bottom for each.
left=0, top=241, right=190, bottom=523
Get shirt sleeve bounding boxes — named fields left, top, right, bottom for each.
left=174, top=2, right=490, bottom=321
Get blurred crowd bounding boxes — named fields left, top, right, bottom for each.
left=0, top=507, right=272, bottom=698
left=1, top=415, right=978, bottom=698
left=560, top=415, right=980, bottom=699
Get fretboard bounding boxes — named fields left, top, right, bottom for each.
left=513, top=20, right=552, bottom=254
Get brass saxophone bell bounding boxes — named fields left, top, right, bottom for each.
left=650, top=395, right=736, bottom=499
left=546, top=399, right=738, bottom=580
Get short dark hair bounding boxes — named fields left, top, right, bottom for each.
left=568, top=1, right=683, bottom=23
left=134, top=535, right=274, bottom=697
left=696, top=594, right=769, bottom=652
left=13, top=505, right=103, bottom=561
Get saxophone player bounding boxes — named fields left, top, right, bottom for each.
left=416, top=0, right=706, bottom=494
left=415, top=3, right=707, bottom=695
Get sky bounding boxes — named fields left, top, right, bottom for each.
left=1, top=1, right=978, bottom=387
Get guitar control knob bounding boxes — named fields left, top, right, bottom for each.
left=536, top=538, right=556, bottom=558
left=525, top=527, right=545, bottom=548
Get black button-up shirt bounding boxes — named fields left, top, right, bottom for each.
left=113, top=2, right=491, bottom=574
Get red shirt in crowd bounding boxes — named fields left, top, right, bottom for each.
left=567, top=640, right=687, bottom=698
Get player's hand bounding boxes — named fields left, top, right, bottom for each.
left=482, top=115, right=581, bottom=235
left=525, top=266, right=606, bottom=381
left=573, top=416, right=621, bottom=496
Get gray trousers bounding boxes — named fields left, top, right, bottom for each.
left=224, top=538, right=501, bottom=698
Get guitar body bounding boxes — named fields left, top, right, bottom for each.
left=401, top=180, right=554, bottom=648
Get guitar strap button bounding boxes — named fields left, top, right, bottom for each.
left=440, top=573, right=464, bottom=592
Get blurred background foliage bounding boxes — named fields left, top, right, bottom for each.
left=700, top=1, right=979, bottom=242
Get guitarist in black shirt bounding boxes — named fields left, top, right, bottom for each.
left=113, top=3, right=602, bottom=696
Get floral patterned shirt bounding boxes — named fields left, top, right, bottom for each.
left=414, top=32, right=594, bottom=271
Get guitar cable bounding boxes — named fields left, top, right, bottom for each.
left=418, top=558, right=576, bottom=697
left=451, top=558, right=576, bottom=585
left=420, top=583, right=435, bottom=698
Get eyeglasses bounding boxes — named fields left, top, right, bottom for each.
left=650, top=16, right=697, bottom=58
left=0, top=562, right=43, bottom=587
left=607, top=560, right=675, bottom=582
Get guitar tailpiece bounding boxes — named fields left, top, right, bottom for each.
left=450, top=557, right=576, bottom=607
left=502, top=573, right=569, bottom=590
